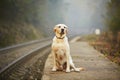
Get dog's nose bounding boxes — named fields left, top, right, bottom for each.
left=61, top=29, right=64, bottom=32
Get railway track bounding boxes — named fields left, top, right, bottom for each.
left=0, top=38, right=52, bottom=70
left=0, top=38, right=52, bottom=80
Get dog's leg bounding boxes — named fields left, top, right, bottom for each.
left=70, top=61, right=80, bottom=72
left=69, top=57, right=77, bottom=71
left=66, top=51, right=70, bottom=72
left=52, top=51, right=57, bottom=71
left=70, top=56, right=84, bottom=72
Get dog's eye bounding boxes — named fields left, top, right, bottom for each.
left=64, top=26, right=66, bottom=28
left=58, top=26, right=61, bottom=28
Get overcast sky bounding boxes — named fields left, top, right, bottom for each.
left=61, top=0, right=110, bottom=35
left=38, top=0, right=110, bottom=36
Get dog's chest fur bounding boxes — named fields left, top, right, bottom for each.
left=52, top=37, right=68, bottom=65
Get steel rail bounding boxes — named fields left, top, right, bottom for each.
left=0, top=37, right=52, bottom=53
left=0, top=40, right=51, bottom=80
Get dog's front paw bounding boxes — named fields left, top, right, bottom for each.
left=66, top=69, right=70, bottom=73
left=52, top=68, right=57, bottom=72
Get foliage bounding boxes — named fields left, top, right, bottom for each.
left=0, top=22, right=43, bottom=47
left=0, top=0, right=64, bottom=48
left=0, top=0, right=46, bottom=48
left=85, top=33, right=120, bottom=65
left=107, top=0, right=120, bottom=34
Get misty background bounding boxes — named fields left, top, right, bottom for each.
left=0, top=0, right=119, bottom=47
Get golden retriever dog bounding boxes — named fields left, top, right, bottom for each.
left=51, top=24, right=83, bottom=72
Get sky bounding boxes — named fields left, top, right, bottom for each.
left=37, top=0, right=110, bottom=36
left=61, top=0, right=110, bottom=35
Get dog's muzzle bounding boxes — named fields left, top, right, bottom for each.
left=61, top=29, right=64, bottom=34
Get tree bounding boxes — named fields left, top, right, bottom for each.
left=107, top=0, right=120, bottom=34
left=107, top=0, right=120, bottom=44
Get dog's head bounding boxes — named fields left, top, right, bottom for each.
left=54, top=24, right=68, bottom=39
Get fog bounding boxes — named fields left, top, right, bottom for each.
left=0, top=0, right=117, bottom=47
left=38, top=0, right=110, bottom=36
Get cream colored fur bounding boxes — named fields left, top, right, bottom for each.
left=51, top=24, right=83, bottom=72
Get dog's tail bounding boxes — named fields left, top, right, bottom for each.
left=79, top=67, right=85, bottom=71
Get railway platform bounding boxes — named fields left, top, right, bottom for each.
left=42, top=40, right=120, bottom=80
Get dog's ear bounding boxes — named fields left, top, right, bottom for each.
left=54, top=26, right=57, bottom=32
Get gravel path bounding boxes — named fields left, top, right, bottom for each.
left=42, top=41, right=120, bottom=80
